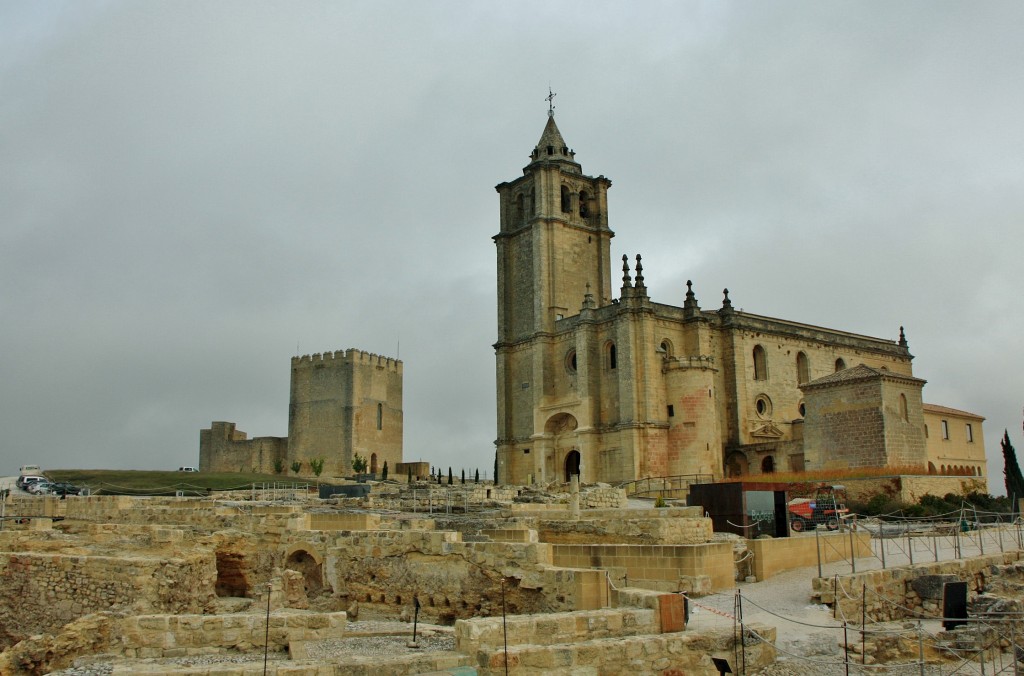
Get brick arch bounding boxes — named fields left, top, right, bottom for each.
left=284, top=544, right=326, bottom=594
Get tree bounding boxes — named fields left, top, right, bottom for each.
left=461, top=468, right=465, bottom=484
left=1003, top=430, right=1024, bottom=510
left=382, top=461, right=389, bottom=480
left=290, top=460, right=302, bottom=475
left=273, top=458, right=285, bottom=475
left=309, top=457, right=325, bottom=478
left=352, top=453, right=368, bottom=474
left=448, top=467, right=453, bottom=485
left=407, top=465, right=413, bottom=483
left=474, top=469, right=479, bottom=483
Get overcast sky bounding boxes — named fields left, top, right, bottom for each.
left=2, top=2, right=1022, bottom=492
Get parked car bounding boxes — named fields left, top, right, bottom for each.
left=49, top=482, right=82, bottom=497
left=16, top=475, right=46, bottom=490
left=178, top=466, right=198, bottom=472
left=27, top=480, right=53, bottom=495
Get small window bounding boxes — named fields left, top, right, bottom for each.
left=376, top=403, right=383, bottom=430
left=523, top=448, right=530, bottom=455
left=835, top=358, right=846, bottom=372
left=753, top=345, right=768, bottom=381
left=667, top=405, right=675, bottom=417
left=898, top=394, right=908, bottom=422
left=607, top=342, right=617, bottom=370
left=560, top=185, right=571, bottom=212
left=941, top=420, right=949, bottom=440
left=924, top=424, right=929, bottom=438
left=796, top=352, right=809, bottom=385
left=798, top=401, right=806, bottom=418
left=566, top=350, right=577, bottom=373
left=579, top=190, right=590, bottom=218
left=966, top=423, right=974, bottom=442
left=755, top=395, right=772, bottom=418
left=660, top=339, right=674, bottom=358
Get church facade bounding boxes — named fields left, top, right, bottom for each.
left=493, top=114, right=984, bottom=486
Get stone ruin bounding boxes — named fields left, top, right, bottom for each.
left=0, top=479, right=778, bottom=675
left=8, top=479, right=1024, bottom=673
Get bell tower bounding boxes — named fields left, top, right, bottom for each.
left=493, top=108, right=614, bottom=482
left=493, top=112, right=614, bottom=342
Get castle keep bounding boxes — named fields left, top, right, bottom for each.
left=201, top=348, right=402, bottom=477
left=494, top=114, right=985, bottom=485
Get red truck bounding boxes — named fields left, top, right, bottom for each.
left=788, top=485, right=849, bottom=532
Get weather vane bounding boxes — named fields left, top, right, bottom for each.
left=546, top=86, right=556, bottom=118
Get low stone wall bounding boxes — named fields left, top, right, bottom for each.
left=307, top=513, right=381, bottom=530
left=813, top=551, right=1024, bottom=622
left=749, top=531, right=871, bottom=581
left=0, top=610, right=346, bottom=674
left=473, top=623, right=777, bottom=675
left=119, top=610, right=347, bottom=657
left=539, top=510, right=712, bottom=545
left=455, top=608, right=659, bottom=655
left=551, top=542, right=733, bottom=592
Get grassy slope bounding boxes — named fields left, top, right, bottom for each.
left=43, top=469, right=309, bottom=495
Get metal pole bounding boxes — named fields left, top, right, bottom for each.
left=862, top=582, right=866, bottom=665
left=850, top=526, right=857, bottom=573
left=1000, top=521, right=1005, bottom=553
left=738, top=588, right=746, bottom=676
left=933, top=534, right=939, bottom=562
left=908, top=530, right=914, bottom=565
left=880, top=531, right=885, bottom=569
left=843, top=622, right=850, bottom=676
left=918, top=622, right=925, bottom=676
left=263, top=582, right=272, bottom=676
left=816, top=527, right=822, bottom=579
left=501, top=579, right=509, bottom=676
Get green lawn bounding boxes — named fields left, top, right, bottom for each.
left=43, top=469, right=310, bottom=496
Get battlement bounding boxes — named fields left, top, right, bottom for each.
left=291, top=348, right=402, bottom=373
left=663, top=355, right=716, bottom=371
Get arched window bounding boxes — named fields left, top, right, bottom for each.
left=528, top=188, right=536, bottom=215
left=761, top=455, right=775, bottom=474
left=579, top=190, right=590, bottom=218
left=560, top=185, right=571, bottom=213
left=796, top=352, right=809, bottom=384
left=514, top=194, right=524, bottom=223
left=607, top=342, right=617, bottom=370
left=370, top=453, right=378, bottom=473
left=753, top=345, right=768, bottom=381
left=835, top=358, right=846, bottom=372
left=377, top=403, right=383, bottom=430
left=565, top=349, right=577, bottom=373
left=898, top=394, right=908, bottom=422
left=659, top=339, right=674, bottom=358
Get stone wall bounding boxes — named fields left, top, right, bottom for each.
left=550, top=541, right=733, bottom=592
left=538, top=510, right=712, bottom=545
left=455, top=608, right=658, bottom=655
left=748, top=531, right=871, bottom=581
left=473, top=623, right=777, bottom=675
left=0, top=549, right=215, bottom=649
left=812, top=551, right=1024, bottom=622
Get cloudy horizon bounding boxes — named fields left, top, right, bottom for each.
left=2, top=2, right=1022, bottom=493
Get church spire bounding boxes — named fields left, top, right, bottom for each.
left=529, top=91, right=576, bottom=165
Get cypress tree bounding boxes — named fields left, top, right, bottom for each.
left=407, top=465, right=413, bottom=483
left=461, top=468, right=466, bottom=484
left=1004, top=430, right=1024, bottom=510
left=448, top=467, right=453, bottom=485
left=475, top=468, right=480, bottom=484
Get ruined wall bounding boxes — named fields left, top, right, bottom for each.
left=0, top=549, right=215, bottom=649
left=812, top=550, right=1024, bottom=622
left=748, top=531, right=871, bottom=581
left=550, top=541, right=733, bottom=592
left=538, top=513, right=712, bottom=545
left=199, top=421, right=287, bottom=474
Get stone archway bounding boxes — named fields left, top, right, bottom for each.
left=725, top=451, right=749, bottom=478
left=285, top=546, right=324, bottom=595
left=761, top=455, right=775, bottom=474
left=564, top=450, right=581, bottom=482
left=544, top=413, right=579, bottom=483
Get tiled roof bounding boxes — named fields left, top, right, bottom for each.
left=923, top=403, right=985, bottom=420
left=801, top=363, right=926, bottom=389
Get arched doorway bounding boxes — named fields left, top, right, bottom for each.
left=564, top=450, right=581, bottom=482
left=370, top=453, right=378, bottom=474
left=761, top=455, right=775, bottom=474
left=285, top=547, right=323, bottom=594
left=725, top=451, right=749, bottom=478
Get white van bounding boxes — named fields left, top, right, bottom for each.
left=178, top=466, right=199, bottom=472
left=19, top=465, right=41, bottom=476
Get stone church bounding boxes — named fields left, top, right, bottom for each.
left=493, top=113, right=986, bottom=486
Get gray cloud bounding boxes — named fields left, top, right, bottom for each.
left=2, top=2, right=1022, bottom=491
